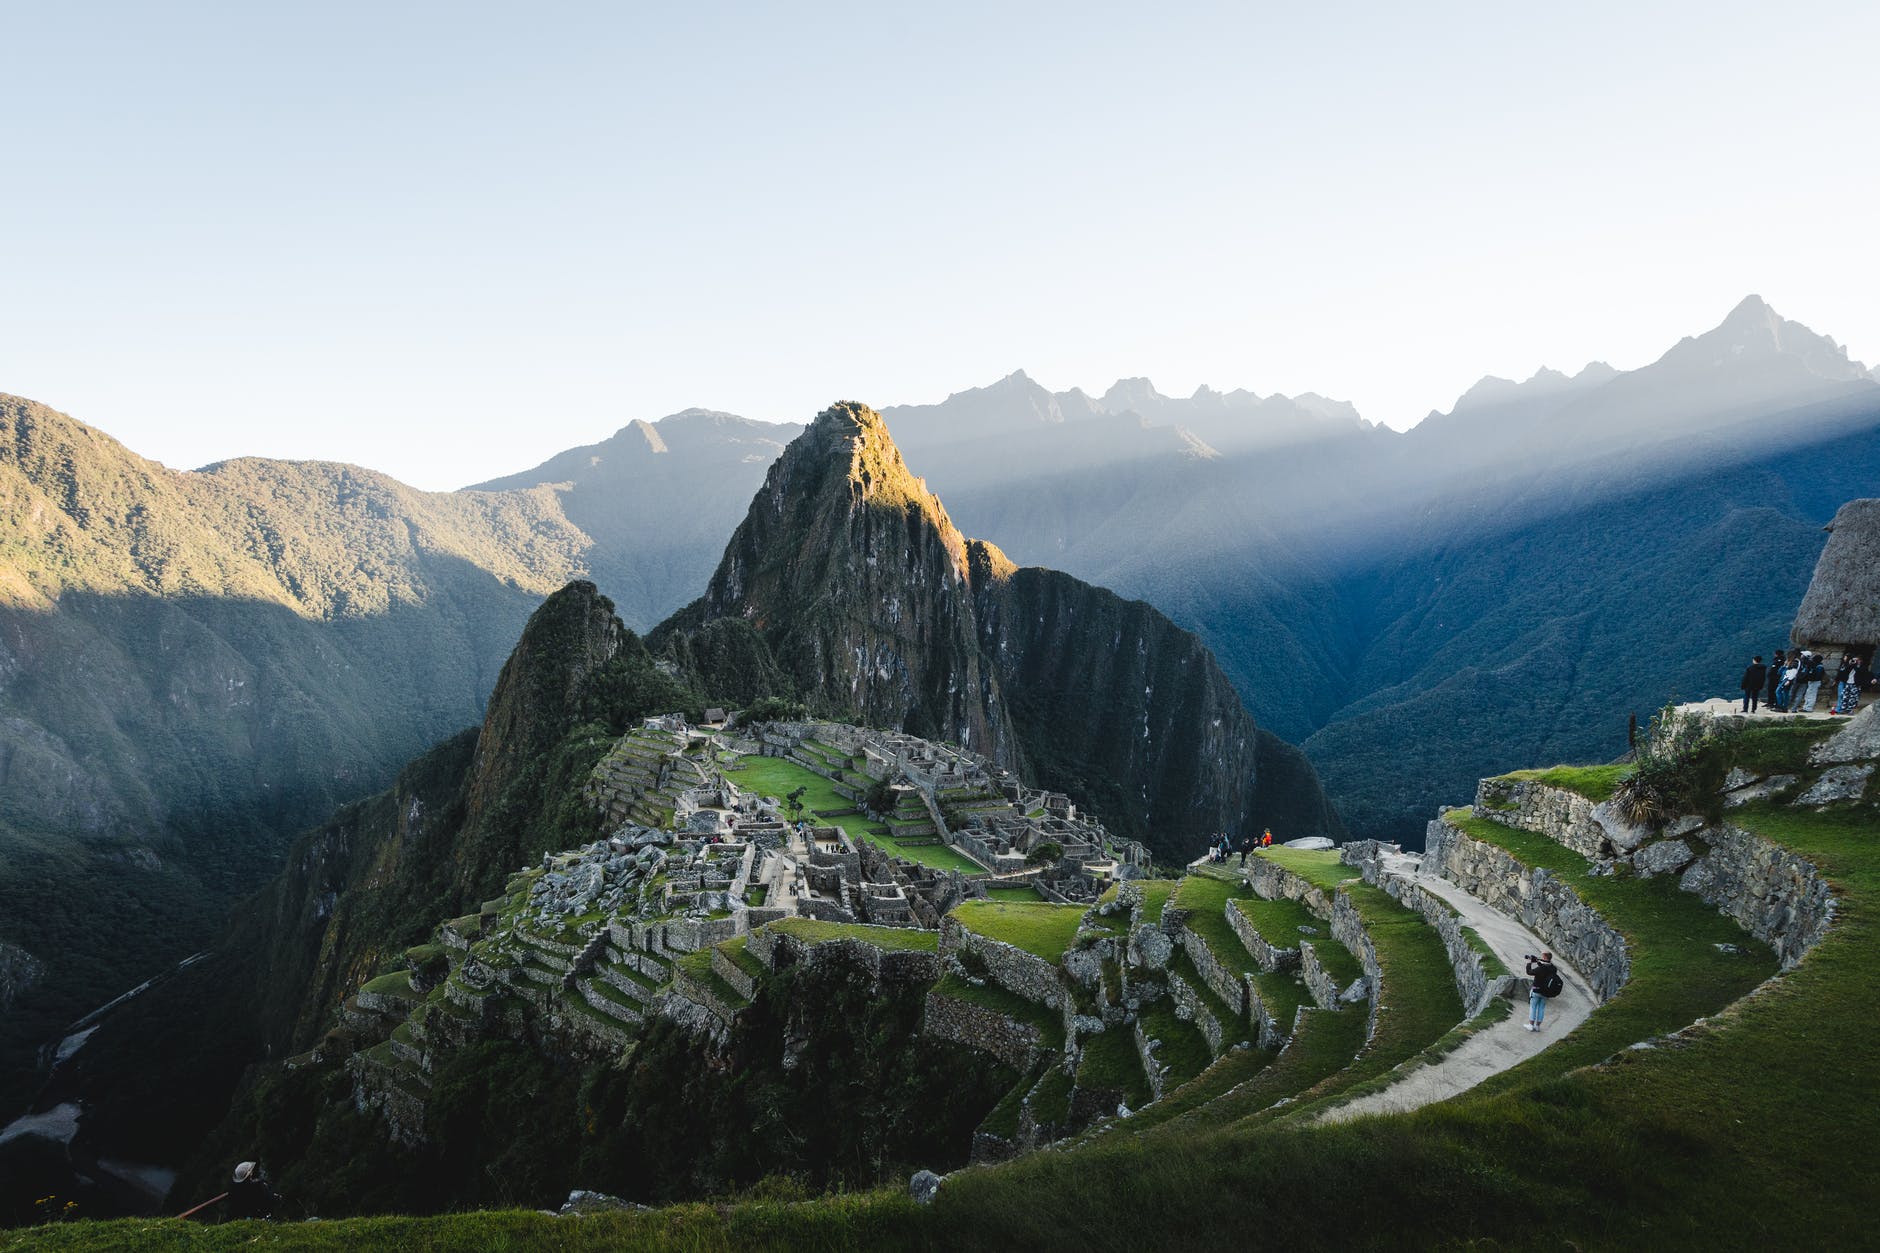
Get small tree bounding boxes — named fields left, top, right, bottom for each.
left=1026, top=841, right=1064, bottom=866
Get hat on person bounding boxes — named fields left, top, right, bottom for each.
left=233, top=1162, right=257, bottom=1184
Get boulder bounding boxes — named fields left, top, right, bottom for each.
left=1812, top=704, right=1880, bottom=765
left=1633, top=839, right=1695, bottom=878
left=1589, top=801, right=1654, bottom=853
left=1724, top=775, right=1798, bottom=808
left=1723, top=767, right=1760, bottom=790
left=1796, top=764, right=1873, bottom=807
left=909, top=1170, right=943, bottom=1205
left=559, top=1189, right=646, bottom=1216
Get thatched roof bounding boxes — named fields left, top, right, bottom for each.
left=1792, top=498, right=1880, bottom=649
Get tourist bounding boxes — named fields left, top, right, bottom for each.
left=1765, top=649, right=1786, bottom=710
left=1739, top=655, right=1766, bottom=714
left=1525, top=952, right=1561, bottom=1032
left=1774, top=653, right=1799, bottom=711
left=1261, top=829, right=1273, bottom=849
left=1835, top=654, right=1867, bottom=716
left=1801, top=651, right=1828, bottom=712
left=226, top=1161, right=277, bottom=1220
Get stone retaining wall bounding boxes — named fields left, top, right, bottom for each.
left=1424, top=817, right=1630, bottom=1001
left=1245, top=859, right=1336, bottom=919
left=1473, top=780, right=1651, bottom=861
left=940, top=917, right=1066, bottom=1010
left=1178, top=923, right=1249, bottom=1016
left=1225, top=903, right=1300, bottom=973
left=923, top=986, right=1049, bottom=1069
left=1167, top=971, right=1225, bottom=1054
left=1681, top=822, right=1835, bottom=969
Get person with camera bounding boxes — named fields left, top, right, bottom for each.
left=1525, top=951, right=1562, bottom=1032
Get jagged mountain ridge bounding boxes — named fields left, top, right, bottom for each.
left=658, top=401, right=1343, bottom=851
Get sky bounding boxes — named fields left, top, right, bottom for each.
left=2, top=1, right=1875, bottom=491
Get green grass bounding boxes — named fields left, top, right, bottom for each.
left=1153, top=1005, right=1367, bottom=1135
left=984, top=884, right=1044, bottom=903
left=1166, top=950, right=1244, bottom=1039
left=726, top=754, right=985, bottom=873
left=1441, top=809, right=1776, bottom=1090
left=716, top=935, right=765, bottom=980
left=1497, top=763, right=1632, bottom=801
left=1076, top=1026, right=1151, bottom=1109
left=930, top=973, right=1065, bottom=1051
left=1228, top=893, right=1323, bottom=945
left=978, top=1063, right=1042, bottom=1140
left=1303, top=935, right=1363, bottom=991
left=766, top=917, right=940, bottom=953
left=1136, top=879, right=1178, bottom=924
left=1097, top=1044, right=1271, bottom=1139
left=1136, top=1004, right=1212, bottom=1089
left=1247, top=881, right=1464, bottom=1121
left=1029, top=1064, right=1074, bottom=1126
left=359, top=971, right=419, bottom=1000
left=674, top=948, right=751, bottom=1010
left=1254, top=847, right=1354, bottom=891
left=950, top=900, right=1088, bottom=963
left=1169, top=876, right=1264, bottom=989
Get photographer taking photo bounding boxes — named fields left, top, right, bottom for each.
left=1525, top=952, right=1562, bottom=1031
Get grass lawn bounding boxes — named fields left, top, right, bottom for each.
left=984, top=884, right=1044, bottom=903
left=1497, top=763, right=1632, bottom=801
left=950, top=900, right=1088, bottom=963
left=726, top=754, right=984, bottom=873
left=1229, top=893, right=1323, bottom=944
left=1170, top=876, right=1263, bottom=979
left=1255, top=847, right=1355, bottom=891
left=766, top=917, right=940, bottom=953
left=1136, top=1004, right=1212, bottom=1089
left=1076, top=1025, right=1151, bottom=1109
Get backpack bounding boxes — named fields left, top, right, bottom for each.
left=1536, top=966, right=1563, bottom=998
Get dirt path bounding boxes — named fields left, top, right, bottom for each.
left=1319, top=851, right=1598, bottom=1123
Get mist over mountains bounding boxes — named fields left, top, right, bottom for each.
left=1, top=295, right=1875, bottom=1162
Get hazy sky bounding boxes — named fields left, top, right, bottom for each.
left=3, top=2, right=1875, bottom=490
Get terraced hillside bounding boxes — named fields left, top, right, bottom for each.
left=17, top=702, right=1873, bottom=1250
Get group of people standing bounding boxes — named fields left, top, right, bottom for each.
left=1207, top=829, right=1273, bottom=864
left=1739, top=649, right=1870, bottom=715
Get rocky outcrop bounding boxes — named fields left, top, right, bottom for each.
left=0, top=940, right=45, bottom=1012
left=1474, top=778, right=1650, bottom=859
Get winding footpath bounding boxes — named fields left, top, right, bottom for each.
left=1320, top=850, right=1598, bottom=1123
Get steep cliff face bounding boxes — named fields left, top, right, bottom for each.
left=667, top=403, right=1342, bottom=856
left=673, top=402, right=1013, bottom=761
left=968, top=541, right=1341, bottom=844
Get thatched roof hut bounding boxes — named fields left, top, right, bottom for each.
left=1792, top=498, right=1880, bottom=652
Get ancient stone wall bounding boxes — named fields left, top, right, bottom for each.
left=1472, top=779, right=1651, bottom=860
left=1424, top=818, right=1630, bottom=1001
left=940, top=916, right=1067, bottom=1010
left=1244, top=858, right=1335, bottom=919
left=922, top=986, right=1048, bottom=1069
left=1167, top=970, right=1225, bottom=1053
left=1680, top=822, right=1835, bottom=969
left=1225, top=903, right=1299, bottom=973
left=1178, top=922, right=1248, bottom=1015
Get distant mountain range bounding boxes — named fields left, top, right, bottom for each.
left=2, top=295, right=1876, bottom=1152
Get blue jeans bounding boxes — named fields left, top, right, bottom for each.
left=1529, top=991, right=1547, bottom=1024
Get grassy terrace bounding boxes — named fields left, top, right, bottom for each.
left=1228, top=894, right=1321, bottom=948
left=1100, top=1044, right=1271, bottom=1140
left=930, top=973, right=1065, bottom=1050
left=1136, top=1004, right=1212, bottom=1089
left=1257, top=881, right=1465, bottom=1122
left=1166, top=950, right=1246, bottom=1040
left=1255, top=847, right=1355, bottom=891
left=950, top=900, right=1088, bottom=962
left=359, top=971, right=419, bottom=1000
left=984, top=884, right=1044, bottom=903
left=1441, top=808, right=1775, bottom=1089
left=716, top=934, right=766, bottom=980
left=1154, top=1006, right=1368, bottom=1136
left=1496, top=762, right=1631, bottom=801
left=725, top=753, right=984, bottom=873
left=674, top=948, right=751, bottom=1010
left=1076, top=1024, right=1151, bottom=1109
left=765, top=917, right=940, bottom=953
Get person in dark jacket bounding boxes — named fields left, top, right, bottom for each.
left=1835, top=655, right=1867, bottom=715
left=226, top=1161, right=276, bottom=1221
left=1525, top=952, right=1560, bottom=1032
left=1740, top=656, right=1767, bottom=713
left=1765, top=650, right=1786, bottom=709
